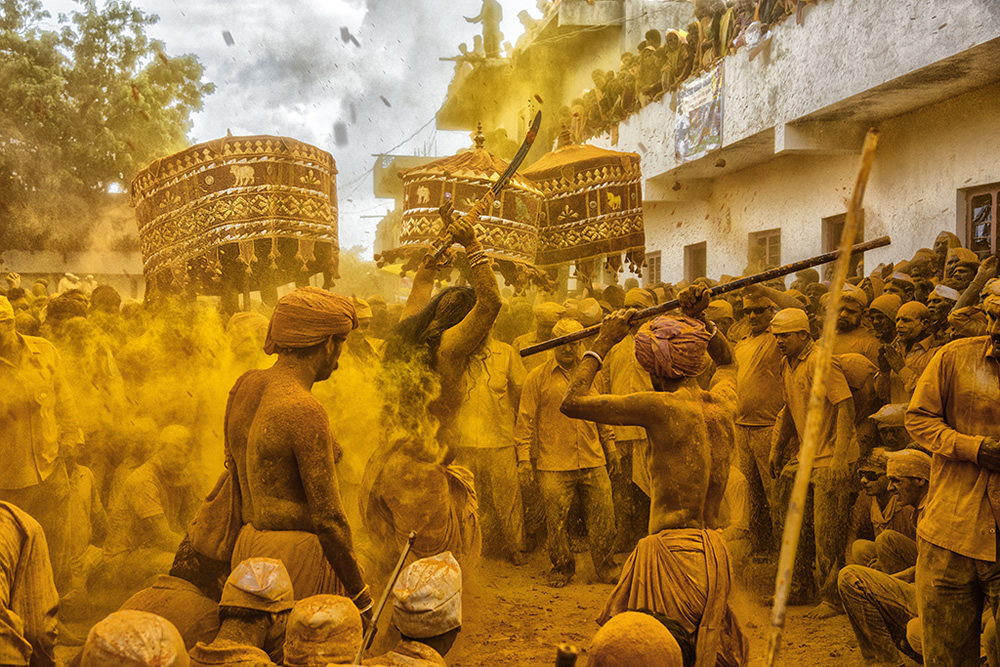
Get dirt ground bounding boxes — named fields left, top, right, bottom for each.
left=56, top=550, right=864, bottom=666
left=448, top=550, right=863, bottom=666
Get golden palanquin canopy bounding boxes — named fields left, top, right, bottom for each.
left=376, top=133, right=546, bottom=289
left=522, top=142, right=645, bottom=273
left=130, top=135, right=339, bottom=292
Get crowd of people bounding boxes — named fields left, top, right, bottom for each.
left=551, top=0, right=822, bottom=142
left=1, top=213, right=999, bottom=665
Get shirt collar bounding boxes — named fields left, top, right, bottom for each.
left=795, top=339, right=815, bottom=362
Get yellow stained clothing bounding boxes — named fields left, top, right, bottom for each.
left=104, top=462, right=198, bottom=556
left=512, top=332, right=548, bottom=373
left=189, top=640, right=277, bottom=666
left=119, top=575, right=220, bottom=651
left=514, top=357, right=615, bottom=472
left=905, top=337, right=1000, bottom=561
left=870, top=495, right=916, bottom=540
left=780, top=341, right=856, bottom=466
left=732, top=331, right=784, bottom=426
left=0, top=502, right=59, bottom=667
left=457, top=339, right=525, bottom=449
left=832, top=327, right=881, bottom=366
left=0, top=334, right=79, bottom=490
left=881, top=336, right=938, bottom=404
left=362, top=640, right=447, bottom=665
left=599, top=334, right=653, bottom=442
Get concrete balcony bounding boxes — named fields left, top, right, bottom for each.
left=593, top=0, right=1000, bottom=197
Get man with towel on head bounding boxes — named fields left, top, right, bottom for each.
left=188, top=558, right=293, bottom=666
left=364, top=551, right=463, bottom=666
left=224, top=287, right=373, bottom=623
left=769, top=307, right=858, bottom=619
left=81, top=610, right=189, bottom=667
left=282, top=595, right=362, bottom=667
left=561, top=284, right=749, bottom=667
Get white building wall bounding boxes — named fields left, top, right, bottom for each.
left=644, top=81, right=1000, bottom=284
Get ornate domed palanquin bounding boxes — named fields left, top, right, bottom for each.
left=376, top=130, right=548, bottom=291
left=131, top=135, right=339, bottom=304
left=522, top=140, right=645, bottom=279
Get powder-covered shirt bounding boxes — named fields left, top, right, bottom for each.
left=906, top=336, right=1000, bottom=561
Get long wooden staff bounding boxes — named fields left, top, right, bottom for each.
left=766, top=128, right=881, bottom=666
left=519, top=234, right=890, bottom=358
left=354, top=531, right=417, bottom=664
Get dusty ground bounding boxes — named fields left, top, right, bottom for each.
left=448, top=550, right=863, bottom=666
left=56, top=550, right=863, bottom=666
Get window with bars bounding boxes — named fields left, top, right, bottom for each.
left=684, top=242, right=707, bottom=283
left=966, top=184, right=999, bottom=259
left=644, top=251, right=661, bottom=286
left=748, top=229, right=781, bottom=270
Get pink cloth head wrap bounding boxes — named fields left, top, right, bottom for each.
left=633, top=314, right=713, bottom=380
left=264, top=287, right=357, bottom=355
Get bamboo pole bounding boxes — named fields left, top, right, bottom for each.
left=519, top=235, right=891, bottom=358
left=766, top=128, right=881, bottom=666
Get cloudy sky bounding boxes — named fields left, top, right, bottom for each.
left=41, top=0, right=538, bottom=251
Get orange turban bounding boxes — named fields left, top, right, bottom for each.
left=634, top=314, right=713, bottom=380
left=948, top=306, right=988, bottom=338
left=264, top=287, right=357, bottom=355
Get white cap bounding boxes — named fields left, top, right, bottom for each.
left=392, top=551, right=462, bottom=639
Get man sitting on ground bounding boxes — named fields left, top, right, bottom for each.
left=80, top=610, right=188, bottom=667
left=188, top=558, right=294, bottom=667
left=282, top=595, right=362, bottom=667
left=364, top=551, right=464, bottom=666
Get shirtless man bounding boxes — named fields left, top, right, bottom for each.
left=561, top=284, right=748, bottom=667
left=226, top=287, right=373, bottom=622
left=362, top=206, right=502, bottom=572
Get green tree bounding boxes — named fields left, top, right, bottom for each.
left=0, top=0, right=214, bottom=251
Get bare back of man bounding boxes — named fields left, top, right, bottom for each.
left=219, top=287, right=370, bottom=619
left=561, top=286, right=748, bottom=667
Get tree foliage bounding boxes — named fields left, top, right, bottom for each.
left=0, top=0, right=214, bottom=250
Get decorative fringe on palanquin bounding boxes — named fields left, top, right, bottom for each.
left=522, top=138, right=645, bottom=275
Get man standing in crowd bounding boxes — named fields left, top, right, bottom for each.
left=832, top=285, right=880, bottom=364
left=875, top=301, right=937, bottom=404
left=516, top=317, right=619, bottom=587
left=226, top=287, right=373, bottom=620
left=513, top=302, right=566, bottom=372
left=562, top=285, right=748, bottom=667
left=599, top=287, right=656, bottom=552
left=905, top=294, right=1000, bottom=666
left=455, top=328, right=527, bottom=565
left=769, top=308, right=857, bottom=619
left=0, top=295, right=79, bottom=591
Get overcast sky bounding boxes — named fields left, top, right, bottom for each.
left=41, top=0, right=538, bottom=252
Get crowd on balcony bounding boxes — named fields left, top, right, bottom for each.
left=555, top=0, right=824, bottom=141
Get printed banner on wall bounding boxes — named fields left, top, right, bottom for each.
left=675, top=62, right=724, bottom=163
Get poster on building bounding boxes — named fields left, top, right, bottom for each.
left=675, top=63, right=724, bottom=163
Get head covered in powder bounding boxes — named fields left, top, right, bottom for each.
left=282, top=595, right=362, bottom=667
left=589, top=611, right=683, bottom=667
left=221, top=557, right=294, bottom=613
left=264, top=287, right=357, bottom=355
left=886, top=448, right=931, bottom=480
left=81, top=610, right=189, bottom=667
left=633, top=314, right=713, bottom=381
left=392, top=551, right=463, bottom=639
